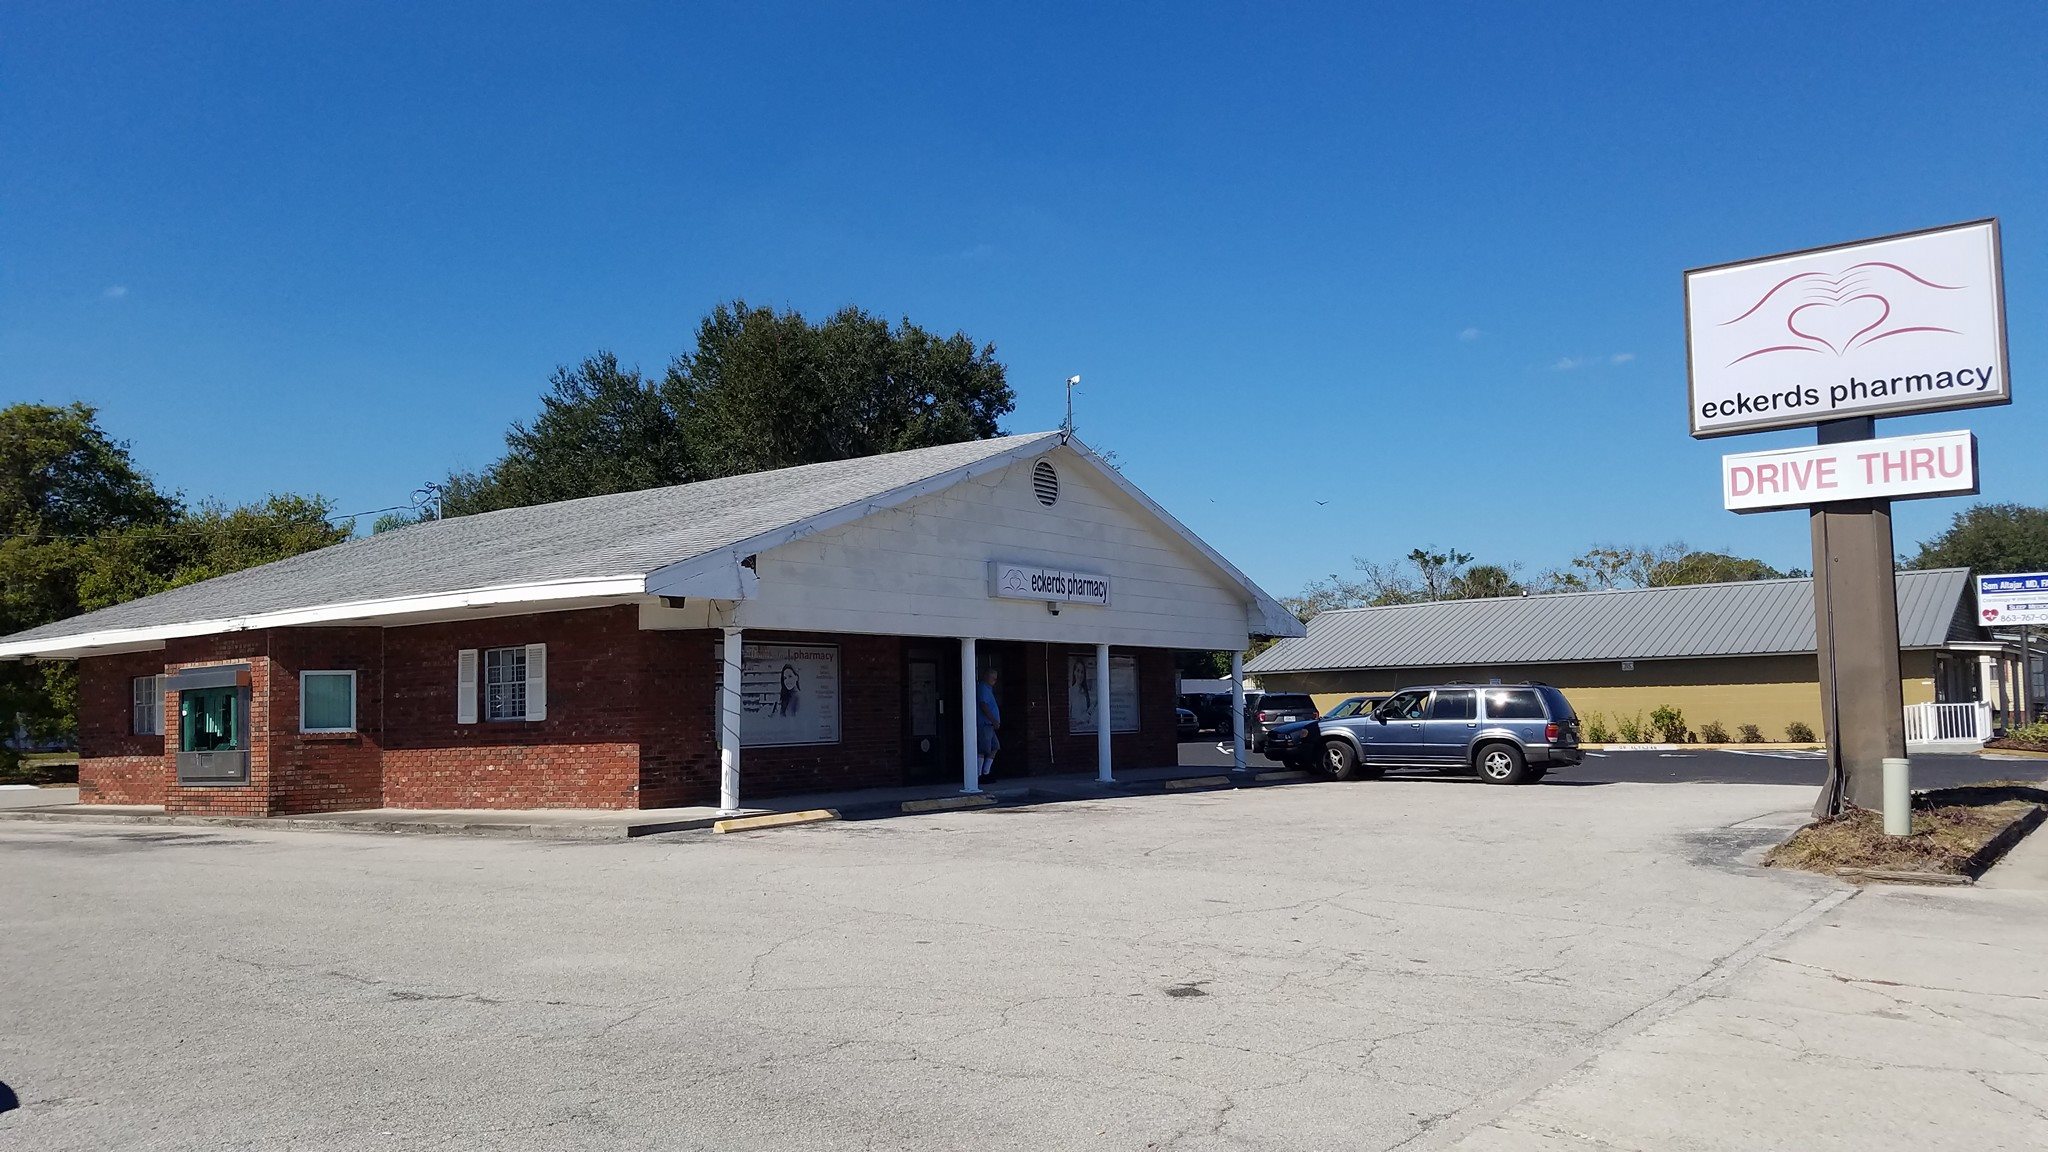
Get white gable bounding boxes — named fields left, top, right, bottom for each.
left=717, top=445, right=1262, bottom=650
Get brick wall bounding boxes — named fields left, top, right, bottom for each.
left=265, top=628, right=384, bottom=814
left=1017, top=644, right=1179, bottom=775
left=638, top=630, right=903, bottom=808
left=76, top=650, right=170, bottom=804
left=380, top=607, right=643, bottom=809
left=70, top=613, right=1183, bottom=814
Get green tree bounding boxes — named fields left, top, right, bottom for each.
left=1, top=403, right=351, bottom=759
left=443, top=353, right=693, bottom=517
left=676, top=302, right=1011, bottom=478
left=1648, top=550, right=1787, bottom=586
left=441, top=302, right=1015, bottom=516
left=1907, top=503, right=2048, bottom=575
left=1451, top=563, right=1525, bottom=599
left=1, top=404, right=179, bottom=756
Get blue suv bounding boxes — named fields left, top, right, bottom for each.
left=1272, top=682, right=1581, bottom=785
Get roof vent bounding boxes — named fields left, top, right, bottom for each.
left=1032, top=460, right=1060, bottom=506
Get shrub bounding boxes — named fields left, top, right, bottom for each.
left=1649, top=704, right=1689, bottom=744
left=1581, top=712, right=1615, bottom=742
left=1785, top=720, right=1817, bottom=743
left=1698, top=720, right=1729, bottom=743
left=1615, top=712, right=1650, bottom=743
left=2003, top=719, right=2048, bottom=746
left=1736, top=723, right=1764, bottom=744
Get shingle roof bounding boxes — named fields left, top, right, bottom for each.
left=1245, top=568, right=1976, bottom=674
left=2, top=433, right=1063, bottom=651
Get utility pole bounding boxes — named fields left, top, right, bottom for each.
left=1063, top=375, right=1080, bottom=437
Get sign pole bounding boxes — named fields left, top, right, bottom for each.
left=2023, top=625, right=2035, bottom=724
left=1809, top=417, right=1909, bottom=820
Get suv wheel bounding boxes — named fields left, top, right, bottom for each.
left=1475, top=742, right=1530, bottom=785
left=1321, top=739, right=1378, bottom=781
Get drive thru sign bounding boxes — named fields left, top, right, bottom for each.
left=1721, top=429, right=1977, bottom=513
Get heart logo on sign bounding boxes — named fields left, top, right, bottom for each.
left=1787, top=294, right=1888, bottom=355
left=1983, top=608, right=2000, bottom=622
left=1721, top=262, right=1966, bottom=366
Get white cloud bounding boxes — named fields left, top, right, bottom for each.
left=102, top=285, right=128, bottom=299
left=1458, top=326, right=1481, bottom=342
left=1552, top=352, right=1634, bottom=371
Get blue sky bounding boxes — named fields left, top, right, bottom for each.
left=5, top=2, right=2043, bottom=597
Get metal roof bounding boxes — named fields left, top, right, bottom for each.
left=1246, top=568, right=1977, bottom=674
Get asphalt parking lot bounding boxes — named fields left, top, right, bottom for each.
left=1180, top=740, right=2048, bottom=790
left=0, top=777, right=1849, bottom=1152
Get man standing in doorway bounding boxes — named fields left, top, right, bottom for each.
left=976, top=666, right=1002, bottom=780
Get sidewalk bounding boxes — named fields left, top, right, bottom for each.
left=0, top=762, right=1296, bottom=840
left=1440, top=838, right=2048, bottom=1152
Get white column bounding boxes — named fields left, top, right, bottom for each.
left=1230, top=651, right=1247, bottom=772
left=1096, top=643, right=1113, bottom=783
left=719, top=626, right=743, bottom=813
left=960, top=636, right=980, bottom=794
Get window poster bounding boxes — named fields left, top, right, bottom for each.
left=712, top=642, right=841, bottom=746
left=1068, top=654, right=1139, bottom=734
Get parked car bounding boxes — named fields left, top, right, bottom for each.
left=1320, top=695, right=1386, bottom=721
left=1262, top=696, right=1386, bottom=764
left=1272, top=683, right=1581, bottom=785
left=1175, top=708, right=1200, bottom=740
left=1243, top=692, right=1319, bottom=753
left=1178, top=692, right=1236, bottom=734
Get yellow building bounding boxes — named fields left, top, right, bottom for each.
left=1245, top=568, right=2027, bottom=743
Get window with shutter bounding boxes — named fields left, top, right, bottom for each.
left=523, top=643, right=547, bottom=722
left=457, top=649, right=479, bottom=723
left=483, top=646, right=527, bottom=721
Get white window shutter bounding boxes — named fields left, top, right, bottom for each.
left=457, top=649, right=479, bottom=724
left=524, top=643, right=547, bottom=722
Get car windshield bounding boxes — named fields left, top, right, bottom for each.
left=1260, top=695, right=1315, bottom=712
left=1323, top=698, right=1368, bottom=719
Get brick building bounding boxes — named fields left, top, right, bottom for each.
left=2, top=433, right=1300, bottom=815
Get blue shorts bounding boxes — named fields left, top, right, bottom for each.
left=977, top=726, right=1000, bottom=756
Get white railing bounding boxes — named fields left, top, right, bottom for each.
left=1903, top=701, right=1993, bottom=744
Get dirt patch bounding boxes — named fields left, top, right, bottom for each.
left=1765, top=786, right=2048, bottom=877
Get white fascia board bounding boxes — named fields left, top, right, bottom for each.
left=641, top=434, right=1062, bottom=600
left=0, top=576, right=647, bottom=661
left=1059, top=437, right=1305, bottom=639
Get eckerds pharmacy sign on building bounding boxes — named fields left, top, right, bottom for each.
left=987, top=561, right=1112, bottom=607
left=1685, top=220, right=2009, bottom=438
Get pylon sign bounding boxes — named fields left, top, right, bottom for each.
left=1685, top=219, right=2008, bottom=438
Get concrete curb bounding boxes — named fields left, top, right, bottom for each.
left=0, top=807, right=647, bottom=841
left=1585, top=742, right=1825, bottom=752
left=899, top=794, right=998, bottom=815
left=1164, top=774, right=1234, bottom=791
left=712, top=809, right=840, bottom=834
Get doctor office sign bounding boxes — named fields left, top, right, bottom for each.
left=1685, top=219, right=2009, bottom=437
left=987, top=561, right=1112, bottom=607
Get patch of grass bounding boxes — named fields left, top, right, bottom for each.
left=1765, top=786, right=2047, bottom=876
